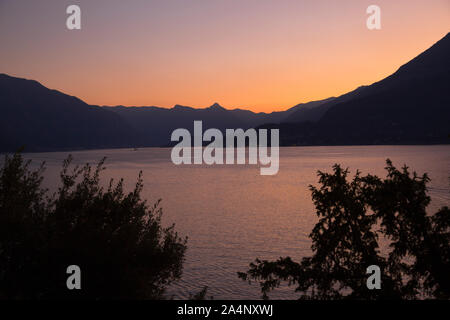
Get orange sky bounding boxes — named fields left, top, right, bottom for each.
left=0, top=0, right=449, bottom=112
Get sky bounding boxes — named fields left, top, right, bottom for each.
left=0, top=0, right=449, bottom=112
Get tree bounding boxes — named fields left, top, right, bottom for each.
left=0, top=152, right=187, bottom=299
left=238, top=160, right=450, bottom=299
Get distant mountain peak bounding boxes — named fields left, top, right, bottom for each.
left=208, top=102, right=225, bottom=110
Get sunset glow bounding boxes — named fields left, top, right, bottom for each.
left=0, top=0, right=449, bottom=112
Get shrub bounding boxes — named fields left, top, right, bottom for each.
left=0, top=152, right=187, bottom=299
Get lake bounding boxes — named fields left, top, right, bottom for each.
left=21, top=145, right=450, bottom=299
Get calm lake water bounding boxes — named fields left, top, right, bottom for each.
left=21, top=145, right=450, bottom=299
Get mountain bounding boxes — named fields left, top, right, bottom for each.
left=1, top=32, right=449, bottom=151
left=103, top=103, right=248, bottom=146
left=269, top=32, right=450, bottom=145
left=0, top=73, right=331, bottom=151
left=102, top=98, right=332, bottom=146
left=0, top=74, right=140, bottom=152
left=286, top=89, right=364, bottom=123
left=232, top=97, right=335, bottom=126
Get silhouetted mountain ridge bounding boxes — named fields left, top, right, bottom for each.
left=101, top=99, right=332, bottom=146
left=1, top=32, right=449, bottom=151
left=0, top=74, right=141, bottom=152
left=270, top=32, right=450, bottom=145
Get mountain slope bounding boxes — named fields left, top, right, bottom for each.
left=286, top=91, right=362, bottom=123
left=270, top=32, right=450, bottom=145
left=0, top=74, right=140, bottom=152
left=254, top=97, right=335, bottom=124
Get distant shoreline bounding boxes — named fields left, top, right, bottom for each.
left=2, top=143, right=449, bottom=156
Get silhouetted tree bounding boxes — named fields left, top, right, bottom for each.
left=0, top=152, right=187, bottom=299
left=239, top=160, right=449, bottom=299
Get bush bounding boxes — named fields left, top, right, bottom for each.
left=0, top=152, right=187, bottom=299
left=239, top=160, right=450, bottom=299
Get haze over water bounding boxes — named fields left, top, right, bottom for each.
left=22, top=145, right=450, bottom=299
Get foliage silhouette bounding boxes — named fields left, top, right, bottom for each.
left=0, top=152, right=187, bottom=299
left=238, top=160, right=450, bottom=299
